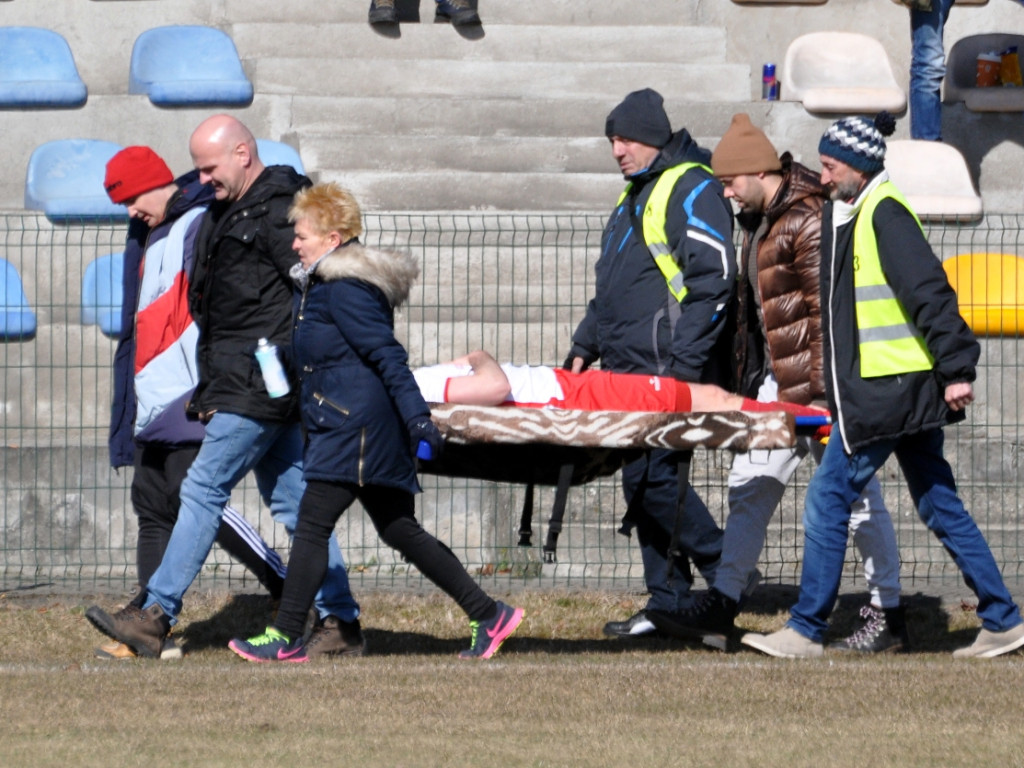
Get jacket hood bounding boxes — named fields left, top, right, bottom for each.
left=766, top=155, right=827, bottom=224
left=629, top=128, right=712, bottom=184
left=313, top=243, right=420, bottom=308
left=166, top=169, right=214, bottom=220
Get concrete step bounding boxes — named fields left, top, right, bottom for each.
left=221, top=0, right=714, bottom=27
left=231, top=23, right=726, bottom=64
left=253, top=58, right=751, bottom=101
left=320, top=169, right=623, bottom=211
left=289, top=96, right=759, bottom=140
left=303, top=134, right=611, bottom=174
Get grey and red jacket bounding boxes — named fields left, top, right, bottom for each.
left=108, top=171, right=212, bottom=468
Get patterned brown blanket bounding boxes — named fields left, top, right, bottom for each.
left=422, top=404, right=796, bottom=487
left=429, top=404, right=795, bottom=452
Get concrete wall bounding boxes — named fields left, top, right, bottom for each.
left=0, top=0, right=1021, bottom=212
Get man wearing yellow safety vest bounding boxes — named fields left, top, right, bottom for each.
left=566, top=88, right=737, bottom=637
left=743, top=112, right=1024, bottom=659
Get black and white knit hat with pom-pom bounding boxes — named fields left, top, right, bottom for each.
left=818, top=111, right=897, bottom=174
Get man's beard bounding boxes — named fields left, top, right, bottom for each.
left=829, top=178, right=863, bottom=202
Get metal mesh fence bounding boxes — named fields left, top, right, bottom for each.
left=1, top=211, right=1021, bottom=594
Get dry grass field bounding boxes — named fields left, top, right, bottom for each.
left=2, top=585, right=1023, bottom=768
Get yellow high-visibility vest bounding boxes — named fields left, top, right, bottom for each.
left=852, top=181, right=935, bottom=378
left=617, top=162, right=711, bottom=302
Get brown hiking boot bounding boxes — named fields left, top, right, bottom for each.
left=85, top=602, right=171, bottom=659
left=304, top=615, right=366, bottom=658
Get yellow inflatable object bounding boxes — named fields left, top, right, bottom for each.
left=943, top=252, right=1024, bottom=336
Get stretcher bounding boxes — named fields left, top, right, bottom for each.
left=421, top=404, right=803, bottom=562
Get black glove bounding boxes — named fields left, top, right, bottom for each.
left=407, top=417, right=444, bottom=461
left=562, top=350, right=593, bottom=372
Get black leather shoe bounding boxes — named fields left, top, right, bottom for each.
left=602, top=610, right=657, bottom=638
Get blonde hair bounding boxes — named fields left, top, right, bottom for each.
left=289, top=182, right=363, bottom=241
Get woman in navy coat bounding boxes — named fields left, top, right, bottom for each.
left=229, top=183, right=523, bottom=661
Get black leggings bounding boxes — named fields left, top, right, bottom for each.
left=131, top=444, right=284, bottom=597
left=274, top=479, right=496, bottom=639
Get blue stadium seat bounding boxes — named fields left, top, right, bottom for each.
left=81, top=252, right=124, bottom=338
left=0, top=27, right=88, bottom=108
left=1, top=258, right=37, bottom=341
left=129, top=25, right=254, bottom=107
left=24, top=139, right=126, bottom=222
left=256, top=139, right=305, bottom=175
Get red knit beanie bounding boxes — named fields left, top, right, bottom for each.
left=104, top=146, right=174, bottom=204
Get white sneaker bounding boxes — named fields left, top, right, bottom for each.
left=953, top=623, right=1024, bottom=658
left=741, top=627, right=823, bottom=658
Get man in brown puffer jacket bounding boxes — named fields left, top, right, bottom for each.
left=649, top=114, right=907, bottom=653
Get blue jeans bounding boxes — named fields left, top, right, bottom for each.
left=788, top=428, right=1021, bottom=642
left=143, top=412, right=359, bottom=624
left=909, top=0, right=954, bottom=140
left=622, top=450, right=723, bottom=613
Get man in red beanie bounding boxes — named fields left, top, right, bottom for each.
left=648, top=114, right=907, bottom=654
left=88, top=118, right=361, bottom=660
left=93, top=145, right=287, bottom=659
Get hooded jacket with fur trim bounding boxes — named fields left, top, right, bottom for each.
left=292, top=242, right=430, bottom=491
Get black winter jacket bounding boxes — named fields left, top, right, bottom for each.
left=569, top=129, right=735, bottom=383
left=187, top=165, right=311, bottom=421
left=820, top=172, right=979, bottom=452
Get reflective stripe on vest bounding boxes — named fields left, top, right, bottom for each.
left=853, top=181, right=935, bottom=378
left=616, top=162, right=711, bottom=302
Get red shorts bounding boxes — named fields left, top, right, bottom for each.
left=551, top=369, right=691, bottom=412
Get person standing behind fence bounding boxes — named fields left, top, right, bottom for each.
left=903, top=0, right=955, bottom=140
left=648, top=114, right=907, bottom=653
left=86, top=117, right=362, bottom=659
left=566, top=88, right=737, bottom=638
left=228, top=183, right=523, bottom=662
left=96, top=146, right=287, bottom=660
left=742, top=112, right=1024, bottom=659
left=369, top=0, right=480, bottom=26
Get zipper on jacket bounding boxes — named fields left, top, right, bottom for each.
left=313, top=392, right=350, bottom=415
left=358, top=428, right=366, bottom=487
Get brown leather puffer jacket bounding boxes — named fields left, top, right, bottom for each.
left=733, top=155, right=827, bottom=405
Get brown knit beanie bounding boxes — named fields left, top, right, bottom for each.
left=711, top=113, right=782, bottom=177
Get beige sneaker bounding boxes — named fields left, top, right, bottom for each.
left=95, top=640, right=137, bottom=660
left=94, top=635, right=181, bottom=660
left=953, top=623, right=1024, bottom=658
left=741, top=627, right=824, bottom=658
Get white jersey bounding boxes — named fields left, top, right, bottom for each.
left=412, top=363, right=565, bottom=407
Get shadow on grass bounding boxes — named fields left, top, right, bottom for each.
left=175, top=592, right=705, bottom=657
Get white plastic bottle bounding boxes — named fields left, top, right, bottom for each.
left=255, top=337, right=290, bottom=398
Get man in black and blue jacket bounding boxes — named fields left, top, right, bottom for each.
left=567, top=89, right=737, bottom=636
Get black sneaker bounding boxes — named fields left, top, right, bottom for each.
left=435, top=0, right=481, bottom=26
left=648, top=588, right=739, bottom=650
left=304, top=615, right=366, bottom=658
left=368, top=0, right=398, bottom=24
left=85, top=602, right=171, bottom=659
left=829, top=604, right=910, bottom=654
left=602, top=610, right=657, bottom=638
